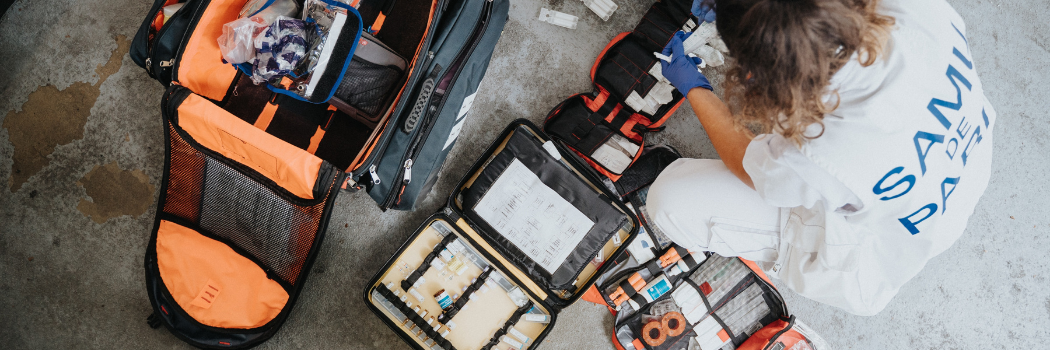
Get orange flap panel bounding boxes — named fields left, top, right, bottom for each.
left=156, top=220, right=289, bottom=329
left=177, top=0, right=240, bottom=100
left=177, top=94, right=323, bottom=199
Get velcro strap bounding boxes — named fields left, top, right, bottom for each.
left=438, top=267, right=494, bottom=323
left=645, top=259, right=663, bottom=275
left=618, top=279, right=638, bottom=297
left=480, top=302, right=534, bottom=350
left=630, top=292, right=648, bottom=307
left=375, top=283, right=457, bottom=350
left=402, top=234, right=457, bottom=291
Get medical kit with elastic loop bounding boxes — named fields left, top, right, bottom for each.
left=543, top=0, right=697, bottom=182
left=365, top=120, right=641, bottom=350
left=131, top=0, right=509, bottom=347
left=575, top=184, right=830, bottom=350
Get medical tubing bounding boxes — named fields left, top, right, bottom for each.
left=480, top=301, right=533, bottom=350
left=438, top=266, right=494, bottom=323
left=375, top=283, right=457, bottom=350
left=402, top=233, right=458, bottom=291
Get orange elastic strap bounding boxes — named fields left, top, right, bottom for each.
left=371, top=13, right=387, bottom=33
left=307, top=126, right=326, bottom=154
left=254, top=102, right=279, bottom=131
left=586, top=87, right=610, bottom=112
left=605, top=104, right=623, bottom=123
left=631, top=339, right=644, bottom=350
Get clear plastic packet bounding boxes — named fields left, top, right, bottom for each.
left=217, top=17, right=268, bottom=64
left=240, top=0, right=300, bottom=25
left=251, top=16, right=309, bottom=85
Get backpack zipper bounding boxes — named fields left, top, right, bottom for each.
left=358, top=49, right=435, bottom=185
left=351, top=0, right=450, bottom=185
left=168, top=0, right=210, bottom=84
left=381, top=0, right=494, bottom=208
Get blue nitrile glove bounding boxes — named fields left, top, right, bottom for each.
left=691, top=0, right=716, bottom=23
left=661, top=31, right=712, bottom=94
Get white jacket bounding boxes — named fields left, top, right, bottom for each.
left=743, top=0, right=996, bottom=315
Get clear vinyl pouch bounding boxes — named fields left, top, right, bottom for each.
left=236, top=0, right=364, bottom=103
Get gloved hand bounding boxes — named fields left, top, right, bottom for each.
left=661, top=31, right=712, bottom=94
left=691, top=0, right=716, bottom=23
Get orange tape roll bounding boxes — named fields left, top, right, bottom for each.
left=642, top=321, right=666, bottom=346
left=662, top=312, right=686, bottom=337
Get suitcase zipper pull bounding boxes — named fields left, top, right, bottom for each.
left=369, top=165, right=381, bottom=185
left=402, top=159, right=413, bottom=185
left=158, top=59, right=175, bottom=67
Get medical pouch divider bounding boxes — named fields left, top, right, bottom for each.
left=581, top=185, right=828, bottom=350
left=145, top=85, right=343, bottom=349
left=130, top=0, right=511, bottom=210
left=365, top=120, right=640, bottom=350
left=543, top=0, right=695, bottom=182
left=262, top=3, right=364, bottom=104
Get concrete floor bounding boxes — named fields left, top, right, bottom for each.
left=1, top=0, right=1048, bottom=348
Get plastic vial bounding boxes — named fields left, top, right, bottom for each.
left=582, top=0, right=617, bottom=21
left=538, top=8, right=578, bottom=29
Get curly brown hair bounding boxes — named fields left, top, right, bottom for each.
left=714, top=0, right=895, bottom=143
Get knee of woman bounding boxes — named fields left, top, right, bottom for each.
left=646, top=159, right=725, bottom=213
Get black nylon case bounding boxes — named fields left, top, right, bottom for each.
left=365, top=120, right=640, bottom=350
left=144, top=86, right=344, bottom=349
left=542, top=0, right=694, bottom=180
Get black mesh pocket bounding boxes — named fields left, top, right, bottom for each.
left=196, top=157, right=327, bottom=286
left=332, top=58, right=403, bottom=118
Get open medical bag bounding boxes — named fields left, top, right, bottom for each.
left=133, top=0, right=509, bottom=347
left=365, top=120, right=640, bottom=350
left=143, top=85, right=343, bottom=349
left=578, top=186, right=829, bottom=350
left=131, top=0, right=510, bottom=210
left=544, top=0, right=695, bottom=182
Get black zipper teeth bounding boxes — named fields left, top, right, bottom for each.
left=351, top=2, right=446, bottom=180
left=147, top=1, right=180, bottom=76
left=381, top=1, right=493, bottom=208
left=169, top=0, right=211, bottom=84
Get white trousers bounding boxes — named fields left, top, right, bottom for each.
left=646, top=158, right=783, bottom=270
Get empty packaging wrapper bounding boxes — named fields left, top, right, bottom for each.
left=538, top=8, right=578, bottom=29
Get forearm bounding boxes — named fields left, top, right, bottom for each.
left=687, top=88, right=754, bottom=188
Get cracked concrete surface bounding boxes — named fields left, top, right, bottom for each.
left=1, top=0, right=1048, bottom=348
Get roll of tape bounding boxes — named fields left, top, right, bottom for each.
left=642, top=320, right=666, bottom=346
left=662, top=312, right=686, bottom=337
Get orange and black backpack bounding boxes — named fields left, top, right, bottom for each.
left=131, top=0, right=509, bottom=347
